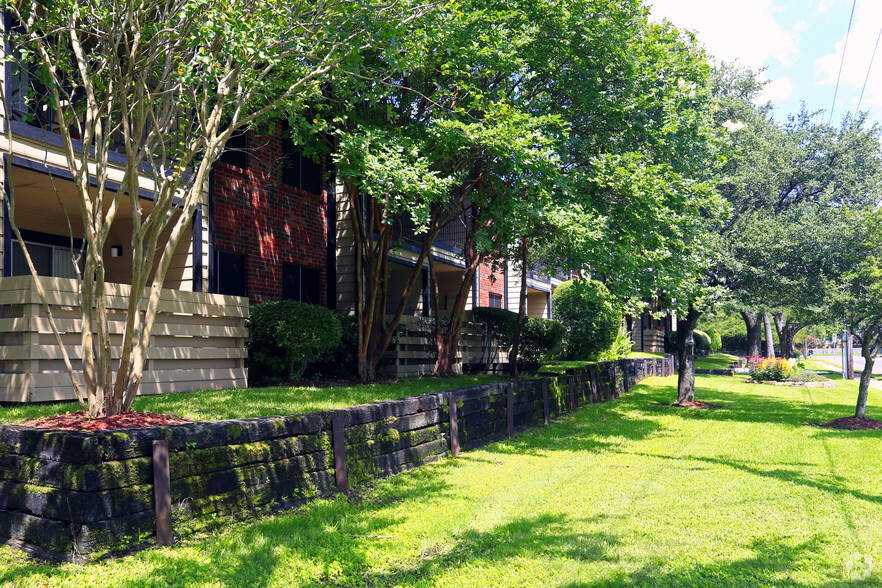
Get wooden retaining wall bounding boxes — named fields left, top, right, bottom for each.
left=0, top=356, right=674, bottom=562
left=0, top=275, right=249, bottom=402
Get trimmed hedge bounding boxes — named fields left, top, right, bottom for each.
left=551, top=279, right=620, bottom=360
left=248, top=301, right=342, bottom=385
left=519, top=317, right=566, bottom=363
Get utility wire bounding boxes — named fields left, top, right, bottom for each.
left=855, top=24, right=882, bottom=117
left=830, top=0, right=857, bottom=123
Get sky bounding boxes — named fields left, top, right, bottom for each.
left=649, top=0, right=882, bottom=127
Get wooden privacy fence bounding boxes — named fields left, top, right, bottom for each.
left=0, top=356, right=674, bottom=562
left=0, top=275, right=249, bottom=402
left=387, top=313, right=507, bottom=377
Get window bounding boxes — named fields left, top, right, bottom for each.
left=218, top=131, right=248, bottom=169
left=10, top=231, right=82, bottom=278
left=282, top=263, right=321, bottom=304
left=280, top=123, right=322, bottom=194
left=488, top=293, right=503, bottom=308
left=213, top=250, right=246, bottom=296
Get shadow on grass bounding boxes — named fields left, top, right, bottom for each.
left=561, top=535, right=866, bottom=588
left=627, top=451, right=882, bottom=507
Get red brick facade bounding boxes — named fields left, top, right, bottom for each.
left=477, top=261, right=505, bottom=307
left=212, top=126, right=327, bottom=305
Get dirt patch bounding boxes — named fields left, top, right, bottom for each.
left=20, top=411, right=191, bottom=432
left=660, top=401, right=725, bottom=410
left=805, top=417, right=882, bottom=431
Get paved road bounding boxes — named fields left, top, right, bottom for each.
left=812, top=354, right=882, bottom=375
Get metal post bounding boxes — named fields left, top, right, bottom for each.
left=448, top=395, right=460, bottom=456
left=332, top=416, right=349, bottom=493
left=152, top=440, right=172, bottom=547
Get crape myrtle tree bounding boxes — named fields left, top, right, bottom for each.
left=535, top=6, right=724, bottom=405
left=0, top=0, right=425, bottom=416
left=325, top=1, right=562, bottom=381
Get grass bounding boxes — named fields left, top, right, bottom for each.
left=0, top=375, right=505, bottom=424
left=626, top=351, right=665, bottom=359
left=3, top=373, right=881, bottom=586
left=695, top=352, right=739, bottom=370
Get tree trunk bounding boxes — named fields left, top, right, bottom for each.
left=763, top=313, right=776, bottom=358
left=676, top=303, right=702, bottom=404
left=855, top=327, right=881, bottom=419
left=741, top=311, right=762, bottom=357
left=772, top=314, right=802, bottom=360
left=508, top=237, right=529, bottom=378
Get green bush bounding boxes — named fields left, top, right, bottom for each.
left=551, top=279, right=620, bottom=360
left=598, top=321, right=634, bottom=361
left=473, top=307, right=518, bottom=362
left=248, top=300, right=342, bottom=385
left=667, top=328, right=712, bottom=357
left=519, top=317, right=566, bottom=363
left=693, top=329, right=712, bottom=357
left=304, top=314, right=358, bottom=379
left=708, top=329, right=723, bottom=352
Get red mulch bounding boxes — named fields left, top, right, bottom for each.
left=661, top=401, right=725, bottom=410
left=20, top=411, right=191, bottom=432
left=805, top=417, right=882, bottom=431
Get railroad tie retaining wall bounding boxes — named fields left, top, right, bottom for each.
left=0, top=356, right=673, bottom=561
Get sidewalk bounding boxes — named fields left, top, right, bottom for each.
left=811, top=355, right=882, bottom=390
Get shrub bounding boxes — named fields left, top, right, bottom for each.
left=551, top=279, right=620, bottom=360
left=598, top=321, right=634, bottom=361
left=667, top=329, right=712, bottom=357
left=708, top=329, right=723, bottom=352
left=248, top=300, right=342, bottom=385
left=693, top=329, right=712, bottom=357
left=519, top=317, right=566, bottom=363
left=747, top=356, right=793, bottom=382
left=304, top=314, right=358, bottom=379
left=473, top=307, right=518, bottom=361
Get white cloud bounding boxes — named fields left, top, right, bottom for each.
left=649, top=0, right=801, bottom=69
left=758, top=76, right=794, bottom=104
left=814, top=2, right=882, bottom=113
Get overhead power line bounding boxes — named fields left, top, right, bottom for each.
left=830, top=0, right=857, bottom=123
left=855, top=25, right=882, bottom=117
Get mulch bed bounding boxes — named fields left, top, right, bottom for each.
left=660, top=401, right=725, bottom=410
left=20, top=411, right=191, bottom=432
left=804, top=417, right=882, bottom=431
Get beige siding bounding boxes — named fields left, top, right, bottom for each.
left=0, top=275, right=248, bottom=402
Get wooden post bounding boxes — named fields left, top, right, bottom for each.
left=610, top=362, right=617, bottom=398
left=568, top=376, right=576, bottom=411
left=332, top=416, right=348, bottom=493
left=507, top=384, right=514, bottom=436
left=623, top=362, right=630, bottom=393
left=448, top=395, right=460, bottom=456
left=590, top=366, right=599, bottom=403
left=542, top=380, right=550, bottom=425
left=152, top=440, right=172, bottom=547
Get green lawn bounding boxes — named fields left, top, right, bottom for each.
left=695, top=352, right=739, bottom=370
left=0, top=375, right=505, bottom=424
left=3, top=373, right=881, bottom=586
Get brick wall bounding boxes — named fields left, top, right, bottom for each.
left=212, top=126, right=327, bottom=305
left=477, top=261, right=504, bottom=307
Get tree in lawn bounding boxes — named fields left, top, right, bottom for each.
left=0, top=0, right=417, bottom=416
left=324, top=2, right=561, bottom=381
left=724, top=110, right=882, bottom=365
left=829, top=238, right=882, bottom=419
